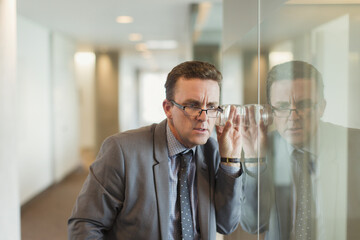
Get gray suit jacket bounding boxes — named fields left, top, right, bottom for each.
left=68, top=120, right=242, bottom=239
left=238, top=121, right=360, bottom=240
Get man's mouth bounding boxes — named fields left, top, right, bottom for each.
left=193, top=127, right=207, bottom=132
left=286, top=127, right=303, bottom=133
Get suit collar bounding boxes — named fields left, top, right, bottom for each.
left=154, top=119, right=169, bottom=163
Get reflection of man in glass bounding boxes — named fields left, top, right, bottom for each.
left=267, top=62, right=326, bottom=149
left=238, top=61, right=360, bottom=240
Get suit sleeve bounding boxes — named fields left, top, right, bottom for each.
left=238, top=160, right=273, bottom=234
left=214, top=165, right=243, bottom=235
left=68, top=136, right=125, bottom=239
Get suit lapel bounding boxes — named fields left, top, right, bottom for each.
left=195, top=146, right=211, bottom=240
left=153, top=120, right=170, bottom=240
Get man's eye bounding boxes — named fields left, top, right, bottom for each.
left=207, top=105, right=216, bottom=109
left=275, top=104, right=290, bottom=110
left=297, top=100, right=313, bottom=109
left=187, top=104, right=200, bottom=109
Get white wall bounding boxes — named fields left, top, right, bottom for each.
left=312, top=15, right=349, bottom=128
left=0, top=0, right=21, bottom=239
left=17, top=15, right=80, bottom=204
left=75, top=53, right=96, bottom=150
left=52, top=33, right=80, bottom=182
left=17, top=15, right=53, bottom=204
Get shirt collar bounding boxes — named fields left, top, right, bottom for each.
left=286, top=130, right=319, bottom=157
left=166, top=123, right=195, bottom=158
left=286, top=138, right=317, bottom=164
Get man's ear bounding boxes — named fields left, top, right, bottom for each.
left=318, top=99, right=326, bottom=118
left=163, top=99, right=173, bottom=119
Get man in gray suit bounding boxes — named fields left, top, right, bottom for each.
left=68, top=61, right=243, bottom=239
left=238, top=61, right=360, bottom=240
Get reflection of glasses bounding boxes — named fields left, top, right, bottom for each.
left=171, top=100, right=223, bottom=118
left=271, top=100, right=318, bottom=118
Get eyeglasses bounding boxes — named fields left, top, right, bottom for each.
left=271, top=100, right=318, bottom=118
left=170, top=100, right=223, bottom=118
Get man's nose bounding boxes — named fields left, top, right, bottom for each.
left=287, top=108, right=301, bottom=120
left=197, top=109, right=208, bottom=121
left=287, top=101, right=301, bottom=120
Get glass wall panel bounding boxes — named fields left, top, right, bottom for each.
left=223, top=1, right=360, bottom=240
left=222, top=0, right=266, bottom=239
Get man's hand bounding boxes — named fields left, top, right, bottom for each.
left=240, top=105, right=268, bottom=158
left=216, top=105, right=242, bottom=158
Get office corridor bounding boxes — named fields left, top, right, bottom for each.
left=21, top=168, right=88, bottom=240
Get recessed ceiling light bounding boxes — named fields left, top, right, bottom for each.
left=116, top=16, right=133, bottom=24
left=129, top=33, right=142, bottom=42
left=135, top=43, right=147, bottom=52
left=74, top=52, right=96, bottom=65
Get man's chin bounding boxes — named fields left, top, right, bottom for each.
left=189, top=136, right=210, bottom=147
left=285, top=135, right=305, bottom=148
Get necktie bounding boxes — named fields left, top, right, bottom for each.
left=292, top=150, right=314, bottom=240
left=178, top=150, right=194, bottom=240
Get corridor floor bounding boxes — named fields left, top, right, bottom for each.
left=21, top=168, right=88, bottom=240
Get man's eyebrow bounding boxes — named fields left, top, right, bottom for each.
left=183, top=99, right=200, bottom=105
left=273, top=101, right=290, bottom=106
left=296, top=99, right=312, bottom=103
left=183, top=99, right=219, bottom=106
left=207, top=101, right=219, bottom=106
left=274, top=99, right=311, bottom=104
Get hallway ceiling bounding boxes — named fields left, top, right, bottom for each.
left=17, top=0, right=222, bottom=53
left=18, top=0, right=359, bottom=61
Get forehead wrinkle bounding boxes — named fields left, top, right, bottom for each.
left=173, top=78, right=220, bottom=106
left=183, top=98, right=219, bottom=106
left=270, top=79, right=316, bottom=104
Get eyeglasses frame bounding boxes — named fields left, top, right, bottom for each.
left=270, top=102, right=319, bottom=118
left=170, top=100, right=223, bottom=118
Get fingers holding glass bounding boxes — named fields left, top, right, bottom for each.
left=216, top=104, right=241, bottom=127
left=216, top=105, right=242, bottom=158
left=240, top=104, right=271, bottom=128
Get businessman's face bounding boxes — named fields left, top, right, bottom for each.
left=270, top=78, right=325, bottom=148
left=163, top=77, right=220, bottom=148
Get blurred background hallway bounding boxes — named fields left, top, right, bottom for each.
left=1, top=0, right=360, bottom=239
